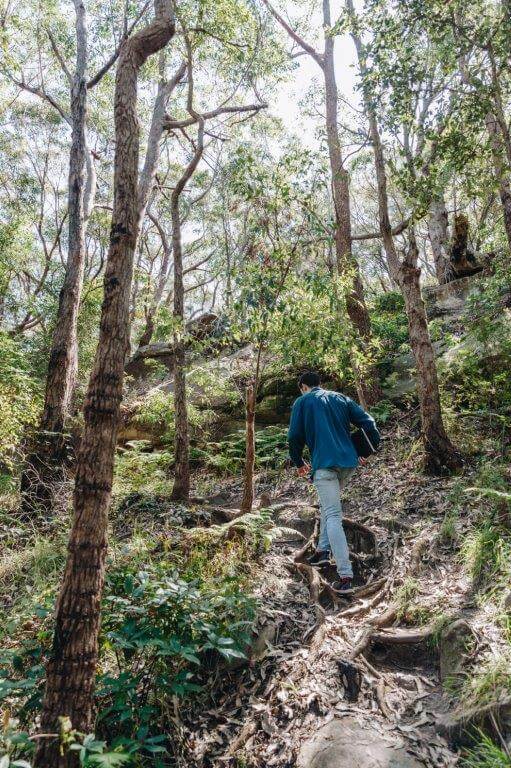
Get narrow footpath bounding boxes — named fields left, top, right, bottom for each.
left=175, top=423, right=480, bottom=767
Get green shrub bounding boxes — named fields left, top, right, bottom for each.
left=0, top=720, right=141, bottom=766
left=462, top=521, right=511, bottom=592
left=0, top=536, right=67, bottom=633
left=461, top=464, right=511, bottom=594
left=187, top=364, right=239, bottom=408
left=0, top=539, right=257, bottom=762
left=440, top=258, right=511, bottom=415
left=461, top=732, right=511, bottom=768
left=373, top=291, right=405, bottom=313
left=205, top=425, right=288, bottom=474
left=113, top=446, right=174, bottom=498
left=369, top=399, right=395, bottom=423
left=134, top=390, right=215, bottom=445
left=94, top=566, right=255, bottom=753
left=0, top=721, right=35, bottom=766
left=370, top=291, right=409, bottom=353
left=0, top=333, right=40, bottom=471
left=441, top=346, right=511, bottom=415
left=456, top=654, right=511, bottom=711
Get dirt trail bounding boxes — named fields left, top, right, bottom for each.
left=176, top=435, right=471, bottom=767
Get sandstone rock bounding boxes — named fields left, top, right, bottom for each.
left=125, top=312, right=221, bottom=378
left=439, top=619, right=475, bottom=685
left=297, top=717, right=424, bottom=768
left=250, top=621, right=277, bottom=664
left=423, top=275, right=484, bottom=320
left=436, top=697, right=511, bottom=748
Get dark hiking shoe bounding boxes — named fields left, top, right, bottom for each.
left=307, top=550, right=331, bottom=567
left=332, top=577, right=353, bottom=593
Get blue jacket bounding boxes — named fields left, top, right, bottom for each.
left=288, top=387, right=380, bottom=472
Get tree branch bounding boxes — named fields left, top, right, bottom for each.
left=164, top=101, right=267, bottom=130
left=352, top=218, right=410, bottom=241
left=260, top=0, right=323, bottom=66
left=87, top=0, right=151, bottom=88
left=8, top=74, right=70, bottom=123
left=47, top=29, right=73, bottom=85
left=189, top=26, right=249, bottom=49
left=183, top=252, right=213, bottom=274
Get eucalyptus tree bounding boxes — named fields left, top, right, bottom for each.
left=34, top=3, right=176, bottom=763
left=427, top=197, right=450, bottom=284
left=224, top=145, right=330, bottom=511
left=137, top=4, right=273, bottom=502
left=452, top=1, right=511, bottom=252
left=34, top=2, right=278, bottom=752
left=166, top=108, right=267, bottom=500
left=0, top=117, right=68, bottom=339
left=399, top=0, right=511, bottom=252
left=259, top=0, right=382, bottom=406
left=346, top=0, right=463, bottom=473
left=133, top=37, right=268, bottom=354
left=4, top=0, right=151, bottom=515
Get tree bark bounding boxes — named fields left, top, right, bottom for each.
left=168, top=60, right=205, bottom=501
left=400, top=234, right=463, bottom=473
left=240, top=383, right=256, bottom=514
left=34, top=4, right=175, bottom=766
left=428, top=197, right=450, bottom=284
left=321, top=0, right=381, bottom=406
left=348, top=2, right=462, bottom=473
left=485, top=111, right=511, bottom=251
left=260, top=0, right=381, bottom=407
left=20, top=0, right=88, bottom=516
left=169, top=191, right=190, bottom=502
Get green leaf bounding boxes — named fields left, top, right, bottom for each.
left=85, top=753, right=132, bottom=767
left=216, top=637, right=235, bottom=646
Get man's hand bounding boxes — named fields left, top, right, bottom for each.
left=297, top=462, right=311, bottom=478
left=358, top=456, right=368, bottom=466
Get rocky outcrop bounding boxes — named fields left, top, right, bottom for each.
left=423, top=275, right=484, bottom=320
left=385, top=273, right=510, bottom=401
left=439, top=619, right=476, bottom=685
left=436, top=697, right=511, bottom=748
left=125, top=313, right=222, bottom=378
left=297, top=717, right=424, bottom=767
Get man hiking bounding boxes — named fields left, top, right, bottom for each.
left=288, top=371, right=380, bottom=592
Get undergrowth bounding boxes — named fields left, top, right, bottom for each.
left=0, top=503, right=282, bottom=765
left=201, top=425, right=289, bottom=475
left=461, top=732, right=511, bottom=767
left=455, top=654, right=511, bottom=712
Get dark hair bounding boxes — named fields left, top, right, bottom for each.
left=298, top=371, right=321, bottom=388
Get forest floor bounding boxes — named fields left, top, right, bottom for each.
left=1, top=411, right=510, bottom=767
left=169, top=415, right=510, bottom=768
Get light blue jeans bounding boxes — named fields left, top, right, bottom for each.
left=314, top=467, right=356, bottom=578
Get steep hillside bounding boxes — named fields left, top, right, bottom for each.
left=1, top=271, right=510, bottom=767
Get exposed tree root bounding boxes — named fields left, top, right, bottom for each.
left=376, top=678, right=394, bottom=720
left=370, top=627, right=433, bottom=645
left=269, top=500, right=378, bottom=554
left=348, top=534, right=429, bottom=660
left=292, top=517, right=319, bottom=562
left=352, top=577, right=386, bottom=599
